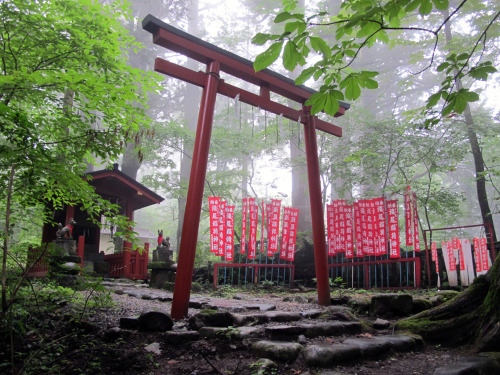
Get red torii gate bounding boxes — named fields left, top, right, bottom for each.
left=143, top=15, right=350, bottom=319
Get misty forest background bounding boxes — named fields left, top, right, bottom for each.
left=3, top=0, right=500, bottom=267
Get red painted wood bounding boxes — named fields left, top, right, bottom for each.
left=303, top=109, right=331, bottom=306
left=77, top=235, right=85, bottom=267
left=171, top=61, right=221, bottom=320
left=152, top=27, right=328, bottom=106
left=154, top=57, right=342, bottom=137
left=144, top=16, right=351, bottom=318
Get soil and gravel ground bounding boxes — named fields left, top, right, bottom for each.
left=2, top=282, right=473, bottom=374
left=100, top=285, right=473, bottom=375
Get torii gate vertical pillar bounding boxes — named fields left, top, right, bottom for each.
left=171, top=61, right=220, bottom=320
left=303, top=107, right=331, bottom=306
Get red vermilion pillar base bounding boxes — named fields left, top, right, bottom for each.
left=303, top=107, right=331, bottom=306
left=171, top=61, right=220, bottom=319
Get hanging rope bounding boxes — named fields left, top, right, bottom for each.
left=264, top=111, right=267, bottom=142
left=234, top=93, right=240, bottom=129
left=252, top=106, right=255, bottom=138
left=297, top=116, right=301, bottom=147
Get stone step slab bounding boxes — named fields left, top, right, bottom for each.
left=264, top=321, right=363, bottom=341
left=303, top=343, right=362, bottom=367
left=303, top=334, right=419, bottom=368
left=433, top=356, right=500, bottom=375
left=252, top=340, right=304, bottom=363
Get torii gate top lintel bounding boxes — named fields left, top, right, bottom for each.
left=142, top=14, right=349, bottom=137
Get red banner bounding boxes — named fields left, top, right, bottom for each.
left=280, top=207, right=291, bottom=260
left=248, top=198, right=257, bottom=259
left=345, top=205, right=354, bottom=258
left=405, top=187, right=413, bottom=246
left=360, top=201, right=370, bottom=256
left=333, top=201, right=340, bottom=253
left=209, top=197, right=220, bottom=253
left=338, top=201, right=347, bottom=253
left=473, top=237, right=482, bottom=273
left=458, top=240, right=465, bottom=271
left=241, top=198, right=247, bottom=254
left=412, top=193, right=419, bottom=251
left=286, top=208, right=299, bottom=261
left=354, top=202, right=363, bottom=257
left=374, top=198, right=386, bottom=255
left=260, top=200, right=266, bottom=253
left=365, top=200, right=375, bottom=256
left=386, top=200, right=400, bottom=258
left=218, top=201, right=227, bottom=256
left=480, top=237, right=489, bottom=271
left=446, top=240, right=456, bottom=271
left=327, top=204, right=335, bottom=256
left=225, top=205, right=235, bottom=261
left=431, top=242, right=438, bottom=273
left=268, top=199, right=281, bottom=255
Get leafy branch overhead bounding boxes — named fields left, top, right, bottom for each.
left=252, top=0, right=498, bottom=123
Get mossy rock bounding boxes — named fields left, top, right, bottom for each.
left=436, top=290, right=461, bottom=301
left=191, top=282, right=203, bottom=292
left=162, top=281, right=175, bottom=291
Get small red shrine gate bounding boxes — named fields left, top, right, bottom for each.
left=143, top=15, right=350, bottom=319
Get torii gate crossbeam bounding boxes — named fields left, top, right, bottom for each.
left=143, top=15, right=350, bottom=319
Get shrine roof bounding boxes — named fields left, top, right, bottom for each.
left=85, top=165, right=164, bottom=211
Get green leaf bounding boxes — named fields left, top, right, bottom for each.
left=309, top=36, right=331, bottom=58
left=274, top=11, right=302, bottom=24
left=306, top=92, right=327, bottom=115
left=468, top=63, right=497, bottom=80
left=324, top=92, right=340, bottom=117
left=453, top=92, right=468, bottom=113
left=284, top=20, right=307, bottom=34
left=432, top=0, right=449, bottom=10
left=426, top=92, right=442, bottom=108
left=253, top=41, right=284, bottom=72
left=283, top=41, right=301, bottom=71
left=252, top=33, right=272, bottom=46
left=442, top=93, right=456, bottom=117
left=340, top=76, right=362, bottom=100
left=419, top=0, right=432, bottom=15
left=405, top=0, right=421, bottom=12
left=295, top=67, right=317, bottom=85
left=458, top=89, right=480, bottom=104
left=361, top=77, right=378, bottom=89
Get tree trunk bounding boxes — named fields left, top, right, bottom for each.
left=442, top=9, right=497, bottom=242
left=396, top=254, right=500, bottom=351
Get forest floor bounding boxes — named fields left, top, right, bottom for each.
left=2, top=281, right=474, bottom=375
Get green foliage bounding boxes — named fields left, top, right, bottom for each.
left=252, top=0, right=498, bottom=120
left=0, top=0, right=159, bottom=235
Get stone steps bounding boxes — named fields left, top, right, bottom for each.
left=159, top=308, right=421, bottom=369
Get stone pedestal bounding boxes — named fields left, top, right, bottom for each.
left=148, top=262, right=177, bottom=289
left=152, top=245, right=173, bottom=263
left=54, top=239, right=77, bottom=256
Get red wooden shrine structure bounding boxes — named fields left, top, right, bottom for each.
left=143, top=15, right=350, bottom=319
left=30, top=164, right=163, bottom=280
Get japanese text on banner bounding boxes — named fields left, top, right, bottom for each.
left=209, top=197, right=220, bottom=253
left=225, top=205, right=235, bottom=261
left=286, top=208, right=299, bottom=261
left=241, top=198, right=247, bottom=254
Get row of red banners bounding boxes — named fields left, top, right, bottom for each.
left=326, top=187, right=419, bottom=259
left=209, top=197, right=299, bottom=262
left=431, top=238, right=490, bottom=273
